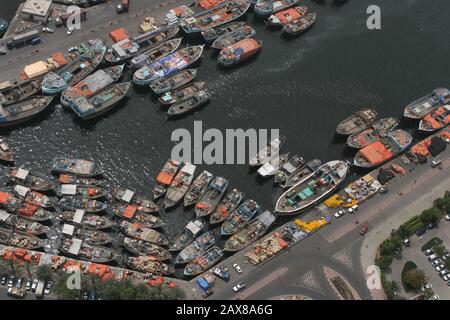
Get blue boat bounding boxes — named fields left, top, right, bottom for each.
left=220, top=199, right=260, bottom=236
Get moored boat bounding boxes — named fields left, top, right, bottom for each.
left=282, top=12, right=317, bottom=35
left=111, top=204, right=165, bottom=229
left=60, top=238, right=115, bottom=263
left=0, top=78, right=44, bottom=106
left=129, top=37, right=182, bottom=70
left=284, top=158, right=322, bottom=188
left=221, top=199, right=261, bottom=236
left=59, top=209, right=115, bottom=230
left=13, top=185, right=53, bottom=208
left=202, top=21, right=246, bottom=43
left=335, top=107, right=378, bottom=136
left=404, top=88, right=450, bottom=119
left=275, top=160, right=349, bottom=214
left=126, top=255, right=175, bottom=275
left=159, top=82, right=207, bottom=105
left=257, top=152, right=289, bottom=177
left=61, top=224, right=112, bottom=246
left=152, top=159, right=181, bottom=200
left=195, top=176, right=228, bottom=218
left=180, top=0, right=251, bottom=34
left=249, top=135, right=285, bottom=167
left=8, top=168, right=55, bottom=192
left=0, top=96, right=54, bottom=128
left=149, top=69, right=198, bottom=95
left=58, top=197, right=108, bottom=213
left=169, top=219, right=206, bottom=252
left=211, top=25, right=256, bottom=50
left=419, top=105, right=450, bottom=132
left=56, top=184, right=107, bottom=199
left=184, top=246, right=224, bottom=276
left=347, top=117, right=400, bottom=149
left=224, top=210, right=276, bottom=252
left=353, top=129, right=413, bottom=168
left=52, top=158, right=102, bottom=177
left=274, top=154, right=304, bottom=184
left=122, top=237, right=171, bottom=261
left=120, top=220, right=169, bottom=246
left=255, top=0, right=298, bottom=16
left=209, top=189, right=244, bottom=225
left=217, top=38, right=262, bottom=67
left=59, top=174, right=104, bottom=187
left=111, top=187, right=160, bottom=213
left=17, top=203, right=52, bottom=222
left=167, top=90, right=210, bottom=117
left=163, top=163, right=196, bottom=209
left=133, top=46, right=204, bottom=86
left=175, top=231, right=215, bottom=265
left=0, top=210, right=48, bottom=236
left=184, top=171, right=214, bottom=207
left=0, top=191, right=22, bottom=212
left=267, top=5, right=307, bottom=26
left=0, top=227, right=42, bottom=250
left=0, top=139, right=13, bottom=162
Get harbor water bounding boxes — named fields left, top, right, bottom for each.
left=1, top=0, right=450, bottom=277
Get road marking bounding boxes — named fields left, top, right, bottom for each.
left=232, top=267, right=288, bottom=300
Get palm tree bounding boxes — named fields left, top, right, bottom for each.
left=36, top=264, right=53, bottom=283
left=9, top=259, right=24, bottom=276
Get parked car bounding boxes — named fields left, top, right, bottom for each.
left=212, top=268, right=230, bottom=281
left=431, top=157, right=442, bottom=168
left=445, top=214, right=450, bottom=221
left=403, top=238, right=410, bottom=246
left=82, top=291, right=89, bottom=300
left=68, top=46, right=77, bottom=53
left=232, top=281, right=246, bottom=293
left=428, top=254, right=438, bottom=261
left=360, top=225, right=369, bottom=235
left=67, top=27, right=74, bottom=35
left=42, top=27, right=54, bottom=33
left=15, top=277, right=23, bottom=289
left=7, top=275, right=15, bottom=288
left=429, top=294, right=440, bottom=300
left=424, top=249, right=433, bottom=256
left=31, top=279, right=39, bottom=293
left=378, top=186, right=388, bottom=194
left=426, top=222, right=436, bottom=229
left=432, top=259, right=443, bottom=267
left=44, top=281, right=54, bottom=295
left=421, top=283, right=432, bottom=292
left=334, top=210, right=345, bottom=218
left=0, top=274, right=7, bottom=285
left=416, top=227, right=426, bottom=237
left=202, top=289, right=214, bottom=298
left=25, top=279, right=32, bottom=291
left=232, top=263, right=243, bottom=274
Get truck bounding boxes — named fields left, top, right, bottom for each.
left=35, top=280, right=45, bottom=299
left=116, top=0, right=129, bottom=13
left=12, top=30, right=39, bottom=47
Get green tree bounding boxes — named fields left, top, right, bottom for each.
left=376, top=255, right=393, bottom=272
left=397, top=224, right=412, bottom=238
left=54, top=272, right=81, bottom=300
left=433, top=245, right=445, bottom=257
left=36, top=264, right=53, bottom=283
left=380, top=236, right=402, bottom=256
left=403, top=269, right=426, bottom=290
left=8, top=259, right=23, bottom=276
left=424, top=288, right=434, bottom=299
left=444, top=260, right=450, bottom=271
left=420, top=207, right=442, bottom=225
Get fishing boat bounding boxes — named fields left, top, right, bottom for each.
left=0, top=191, right=22, bottom=212
left=17, top=203, right=52, bottom=222
left=129, top=38, right=183, bottom=70
left=61, top=224, right=112, bottom=246
left=59, top=209, right=115, bottom=230
left=335, top=107, right=378, bottom=136
left=8, top=168, right=55, bottom=192
left=0, top=78, right=44, bottom=106
left=163, top=163, right=196, bottom=209
left=175, top=231, right=215, bottom=265
left=167, top=90, right=211, bottom=117
left=105, top=25, right=179, bottom=64
left=217, top=38, right=262, bottom=67
left=284, top=159, right=322, bottom=188
left=133, top=45, right=204, bottom=86
left=52, top=158, right=102, bottom=177
left=419, top=105, right=450, bottom=132
left=195, top=176, right=228, bottom=218
left=122, top=237, right=171, bottom=261
left=180, top=0, right=251, bottom=34
left=0, top=139, right=13, bottom=162
left=211, top=25, right=256, bottom=50
left=255, top=0, right=298, bottom=16
left=111, top=187, right=159, bottom=214
left=184, top=246, right=224, bottom=276
left=56, top=184, right=107, bottom=199
left=0, top=96, right=54, bottom=128
left=60, top=238, right=115, bottom=263
left=257, top=152, right=289, bottom=177
left=347, top=117, right=400, bottom=149
left=221, top=199, right=261, bottom=236
left=41, top=47, right=106, bottom=94
left=274, top=155, right=304, bottom=184
left=282, top=12, right=317, bottom=35
left=275, top=160, right=349, bottom=214
left=159, top=82, right=207, bottom=105
left=60, top=65, right=124, bottom=107
left=353, top=130, right=413, bottom=168
left=126, top=256, right=175, bottom=275
left=0, top=227, right=42, bottom=250
left=224, top=210, right=276, bottom=252
left=59, top=174, right=104, bottom=187
left=404, top=88, right=450, bottom=119
left=149, top=69, right=198, bottom=95
left=120, top=220, right=169, bottom=246
left=169, top=219, right=206, bottom=252
left=184, top=171, right=214, bottom=207
left=0, top=210, right=48, bottom=236
left=209, top=189, right=244, bottom=225
left=152, top=159, right=181, bottom=200
left=111, top=204, right=165, bottom=229
left=249, top=135, right=285, bottom=167
left=13, top=185, right=53, bottom=208
left=58, top=197, right=108, bottom=213
left=69, top=81, right=131, bottom=120
left=267, top=5, right=308, bottom=26
left=202, top=22, right=246, bottom=43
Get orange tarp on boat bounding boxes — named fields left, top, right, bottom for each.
left=359, top=141, right=393, bottom=165
left=274, top=8, right=303, bottom=24
left=411, top=139, right=431, bottom=157
left=196, top=202, right=208, bottom=209
left=3, top=249, right=14, bottom=260
left=157, top=171, right=174, bottom=185
left=110, top=28, right=129, bottom=43
left=87, top=263, right=111, bottom=277
left=124, top=205, right=137, bottom=219
left=198, top=0, right=224, bottom=10
left=0, top=192, right=10, bottom=203
left=51, top=52, right=68, bottom=66
left=18, top=204, right=38, bottom=217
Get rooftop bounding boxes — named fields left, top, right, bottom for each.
left=21, top=0, right=52, bottom=17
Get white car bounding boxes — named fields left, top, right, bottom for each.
left=443, top=275, right=449, bottom=281
left=436, top=265, right=443, bottom=272
left=42, top=27, right=54, bottom=33
left=432, top=259, right=443, bottom=267
left=446, top=214, right=450, bottom=221
left=67, top=46, right=77, bottom=53
left=67, top=27, right=74, bottom=35
left=232, top=281, right=246, bottom=293
left=334, top=210, right=345, bottom=218
left=429, top=294, right=440, bottom=300
left=424, top=249, right=433, bottom=256
left=232, top=263, right=243, bottom=274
